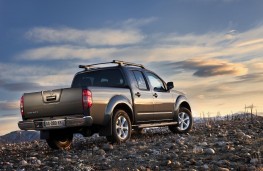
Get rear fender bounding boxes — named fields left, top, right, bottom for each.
left=99, top=95, right=133, bottom=136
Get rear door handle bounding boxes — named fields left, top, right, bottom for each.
left=153, top=93, right=158, bottom=98
left=135, top=92, right=141, bottom=97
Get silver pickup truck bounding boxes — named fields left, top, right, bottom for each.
left=18, top=60, right=193, bottom=150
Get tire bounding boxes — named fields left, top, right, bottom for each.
left=107, top=109, right=131, bottom=143
left=46, top=131, right=73, bottom=150
left=169, top=107, right=193, bottom=134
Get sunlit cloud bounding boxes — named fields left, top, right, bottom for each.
left=0, top=116, right=20, bottom=135
left=19, top=45, right=118, bottom=60
left=167, top=58, right=248, bottom=77
left=26, top=27, right=144, bottom=46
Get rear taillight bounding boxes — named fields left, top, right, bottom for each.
left=82, top=89, right=92, bottom=109
left=20, top=96, right=24, bottom=116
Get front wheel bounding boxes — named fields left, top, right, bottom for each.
left=107, top=110, right=131, bottom=143
left=169, top=107, right=193, bottom=134
left=46, top=131, right=73, bottom=150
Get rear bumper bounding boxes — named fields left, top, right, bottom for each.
left=18, top=116, right=93, bottom=130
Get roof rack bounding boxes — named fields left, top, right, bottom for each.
left=79, top=60, right=145, bottom=70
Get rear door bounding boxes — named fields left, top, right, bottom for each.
left=131, top=70, right=154, bottom=122
left=144, top=72, right=174, bottom=121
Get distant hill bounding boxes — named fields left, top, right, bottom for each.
left=0, top=131, right=40, bottom=144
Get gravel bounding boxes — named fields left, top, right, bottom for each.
left=0, top=117, right=262, bottom=170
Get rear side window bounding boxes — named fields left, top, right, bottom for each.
left=145, top=72, right=166, bottom=92
left=72, top=69, right=125, bottom=88
left=133, top=71, right=148, bottom=90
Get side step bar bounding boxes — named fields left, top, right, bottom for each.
left=133, top=121, right=177, bottom=129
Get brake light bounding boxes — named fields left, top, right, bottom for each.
left=20, top=96, right=24, bottom=116
left=82, top=89, right=92, bottom=109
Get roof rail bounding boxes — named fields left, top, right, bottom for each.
left=79, top=60, right=145, bottom=70
left=112, top=60, right=145, bottom=68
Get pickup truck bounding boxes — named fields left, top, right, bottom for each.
left=18, top=60, right=193, bottom=150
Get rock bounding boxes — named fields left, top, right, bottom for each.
left=236, top=132, right=246, bottom=138
left=193, top=146, right=203, bottom=154
left=243, top=135, right=252, bottom=139
left=217, top=167, right=230, bottom=171
left=204, top=148, right=215, bottom=154
left=216, top=160, right=230, bottom=166
left=250, top=158, right=259, bottom=165
left=189, top=159, right=196, bottom=165
left=103, top=143, right=113, bottom=151
left=217, top=141, right=227, bottom=147
left=93, top=146, right=99, bottom=151
left=52, top=157, right=59, bottom=161
left=65, top=158, right=71, bottom=162
left=96, top=149, right=106, bottom=155
left=199, top=142, right=208, bottom=146
left=150, top=149, right=160, bottom=155
left=174, top=161, right=181, bottom=168
left=176, top=137, right=185, bottom=145
left=138, top=165, right=147, bottom=171
left=30, top=152, right=39, bottom=156
left=83, top=166, right=93, bottom=171
left=21, top=160, right=28, bottom=166
left=203, top=164, right=209, bottom=170
left=36, top=160, right=42, bottom=165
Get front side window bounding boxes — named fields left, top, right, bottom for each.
left=145, top=72, right=166, bottom=91
left=72, top=69, right=125, bottom=88
left=132, top=71, right=148, bottom=90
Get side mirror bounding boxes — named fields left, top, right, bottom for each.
left=167, top=82, right=174, bottom=90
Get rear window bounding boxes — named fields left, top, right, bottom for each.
left=71, top=69, right=125, bottom=88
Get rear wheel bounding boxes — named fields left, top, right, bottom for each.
left=169, top=107, right=193, bottom=134
left=107, top=109, right=131, bottom=143
left=46, top=131, right=73, bottom=150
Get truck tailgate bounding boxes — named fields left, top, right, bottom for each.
left=23, top=88, right=83, bottom=119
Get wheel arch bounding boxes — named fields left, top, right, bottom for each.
left=113, top=103, right=134, bottom=124
left=104, top=95, right=133, bottom=124
left=99, top=95, right=133, bottom=137
left=175, top=95, right=191, bottom=112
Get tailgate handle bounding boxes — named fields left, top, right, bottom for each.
left=46, top=95, right=57, bottom=101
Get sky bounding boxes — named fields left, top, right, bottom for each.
left=0, top=0, right=263, bottom=135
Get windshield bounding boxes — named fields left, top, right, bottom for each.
left=71, top=69, right=125, bottom=88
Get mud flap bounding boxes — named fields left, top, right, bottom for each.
left=99, top=117, right=112, bottom=136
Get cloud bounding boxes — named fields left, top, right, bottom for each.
left=0, top=62, right=73, bottom=92
left=121, top=17, right=158, bottom=28
left=168, top=58, right=248, bottom=77
left=1, top=82, right=44, bottom=92
left=233, top=72, right=263, bottom=83
left=0, top=101, right=19, bottom=110
left=21, top=23, right=263, bottom=66
left=19, top=45, right=118, bottom=60
left=13, top=21, right=263, bottom=117
left=26, top=27, right=144, bottom=46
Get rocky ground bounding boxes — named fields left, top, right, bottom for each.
left=0, top=117, right=262, bottom=171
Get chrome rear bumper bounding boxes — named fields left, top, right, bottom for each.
left=18, top=116, right=93, bottom=130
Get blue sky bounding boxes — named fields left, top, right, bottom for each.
left=1, top=0, right=263, bottom=135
